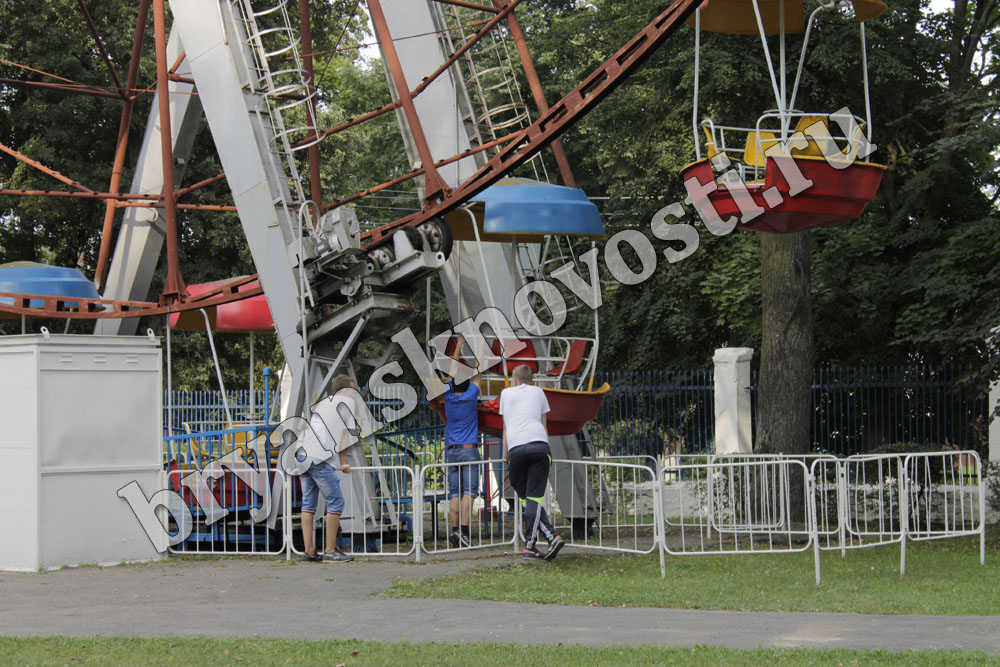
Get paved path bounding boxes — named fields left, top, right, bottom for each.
left=1, top=554, right=997, bottom=653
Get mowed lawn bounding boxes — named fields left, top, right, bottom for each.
left=390, top=532, right=999, bottom=615
left=0, top=637, right=997, bottom=666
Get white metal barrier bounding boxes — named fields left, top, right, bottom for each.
left=543, top=458, right=660, bottom=556
left=286, top=464, right=418, bottom=559
left=805, top=451, right=986, bottom=581
left=659, top=458, right=814, bottom=580
left=157, top=439, right=986, bottom=582
left=416, top=458, right=519, bottom=556
left=812, top=454, right=906, bottom=554
left=904, top=451, right=985, bottom=567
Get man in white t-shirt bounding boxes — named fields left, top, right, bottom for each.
left=297, top=374, right=357, bottom=563
left=500, top=364, right=565, bottom=561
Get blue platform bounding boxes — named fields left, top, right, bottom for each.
left=471, top=178, right=605, bottom=238
left=0, top=261, right=100, bottom=308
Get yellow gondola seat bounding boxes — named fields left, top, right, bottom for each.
left=743, top=130, right=779, bottom=168
left=703, top=124, right=719, bottom=160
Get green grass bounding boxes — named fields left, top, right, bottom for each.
left=0, top=636, right=995, bottom=666
left=390, top=533, right=999, bottom=615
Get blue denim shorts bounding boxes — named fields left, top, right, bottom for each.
left=300, top=461, right=345, bottom=515
left=445, top=447, right=481, bottom=499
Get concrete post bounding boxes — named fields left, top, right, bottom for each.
left=714, top=348, right=754, bottom=455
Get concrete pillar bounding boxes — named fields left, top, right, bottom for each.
left=990, top=379, right=999, bottom=464
left=714, top=348, right=754, bottom=455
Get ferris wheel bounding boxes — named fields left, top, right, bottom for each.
left=0, top=0, right=886, bottom=417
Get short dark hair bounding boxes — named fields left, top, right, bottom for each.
left=452, top=378, right=470, bottom=394
left=331, top=374, right=354, bottom=394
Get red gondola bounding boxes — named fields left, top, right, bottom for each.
left=683, top=0, right=888, bottom=233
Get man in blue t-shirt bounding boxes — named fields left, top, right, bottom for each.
left=442, top=333, right=483, bottom=548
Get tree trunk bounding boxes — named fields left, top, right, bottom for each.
left=757, top=230, right=813, bottom=456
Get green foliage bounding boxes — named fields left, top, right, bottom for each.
left=869, top=441, right=954, bottom=455
left=987, top=461, right=1000, bottom=518
left=515, top=0, right=999, bottom=383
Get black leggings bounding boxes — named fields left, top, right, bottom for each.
left=508, top=441, right=557, bottom=550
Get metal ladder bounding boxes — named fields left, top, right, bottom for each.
left=437, top=4, right=551, bottom=184
left=228, top=0, right=321, bottom=213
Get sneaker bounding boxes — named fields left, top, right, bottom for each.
left=543, top=535, right=565, bottom=561
left=521, top=547, right=545, bottom=561
left=300, top=551, right=321, bottom=562
left=321, top=550, right=354, bottom=563
left=448, top=530, right=461, bottom=548
left=456, top=531, right=472, bottom=549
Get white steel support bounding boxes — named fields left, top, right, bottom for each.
left=168, top=0, right=307, bottom=414
left=414, top=465, right=423, bottom=563
left=692, top=8, right=701, bottom=160
left=751, top=0, right=785, bottom=116
left=713, top=348, right=754, bottom=454
left=990, top=379, right=999, bottom=467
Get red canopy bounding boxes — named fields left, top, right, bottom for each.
left=169, top=280, right=273, bottom=333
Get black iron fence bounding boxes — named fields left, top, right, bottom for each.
left=806, top=365, right=988, bottom=456
left=165, top=364, right=990, bottom=459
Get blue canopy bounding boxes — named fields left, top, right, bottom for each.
left=0, top=262, right=99, bottom=308
left=471, top=178, right=605, bottom=238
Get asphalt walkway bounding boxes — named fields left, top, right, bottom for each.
left=1, top=553, right=997, bottom=653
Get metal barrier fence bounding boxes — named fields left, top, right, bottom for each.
left=545, top=458, right=660, bottom=556
left=285, top=464, right=417, bottom=559
left=163, top=425, right=285, bottom=555
left=659, top=457, right=814, bottom=567
left=590, top=365, right=987, bottom=458
left=164, top=390, right=274, bottom=436
left=167, top=364, right=988, bottom=457
left=591, top=370, right=715, bottom=458
left=904, top=451, right=985, bottom=562
left=159, top=428, right=985, bottom=584
left=417, top=458, right=518, bottom=557
left=806, top=451, right=986, bottom=581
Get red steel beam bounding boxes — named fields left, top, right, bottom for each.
left=431, top=0, right=501, bottom=14
left=174, top=172, right=227, bottom=199
left=120, top=202, right=237, bottom=212
left=298, top=0, right=323, bottom=223
left=502, top=4, right=577, bottom=188
left=361, top=0, right=699, bottom=246
left=410, top=0, right=524, bottom=99
left=294, top=99, right=402, bottom=148
left=75, top=0, right=127, bottom=99
left=321, top=131, right=522, bottom=213
left=152, top=0, right=186, bottom=303
left=0, top=276, right=263, bottom=320
left=0, top=141, right=94, bottom=193
left=0, top=188, right=239, bottom=213
left=168, top=50, right=186, bottom=75
left=0, top=77, right=120, bottom=99
left=94, top=0, right=150, bottom=292
left=368, top=0, right=451, bottom=204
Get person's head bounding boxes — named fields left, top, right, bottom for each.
left=511, top=364, right=533, bottom=386
left=330, top=374, right=355, bottom=395
left=451, top=377, right=471, bottom=394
